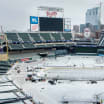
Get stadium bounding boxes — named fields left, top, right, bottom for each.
left=0, top=6, right=104, bottom=74
left=0, top=6, right=104, bottom=59
left=1, top=6, right=104, bottom=104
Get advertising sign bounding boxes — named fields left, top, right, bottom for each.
left=46, top=11, right=57, bottom=17
left=38, top=7, right=64, bottom=18
left=39, top=11, right=63, bottom=18
left=30, top=16, right=38, bottom=24
left=30, top=16, right=39, bottom=31
left=64, top=25, right=71, bottom=32
left=31, top=24, right=39, bottom=31
left=64, top=18, right=71, bottom=32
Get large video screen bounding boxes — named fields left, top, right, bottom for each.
left=39, top=17, right=63, bottom=31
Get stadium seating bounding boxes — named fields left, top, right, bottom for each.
left=29, top=33, right=42, bottom=43
left=5, top=32, right=72, bottom=51
left=36, top=44, right=46, bottom=48
left=46, top=44, right=54, bottom=48
left=98, top=33, right=104, bottom=46
left=6, top=33, right=19, bottom=42
left=51, top=33, right=62, bottom=42
left=9, top=44, right=23, bottom=50
left=101, top=41, right=104, bottom=46
left=0, top=61, right=11, bottom=66
left=62, top=33, right=72, bottom=41
left=18, top=33, right=31, bottom=42
left=0, top=61, right=11, bottom=74
left=40, top=33, right=52, bottom=42
left=54, top=43, right=65, bottom=47
left=23, top=43, right=35, bottom=49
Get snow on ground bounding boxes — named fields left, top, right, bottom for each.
left=8, top=55, right=104, bottom=104
left=25, top=55, right=104, bottom=68
left=42, top=69, right=104, bottom=81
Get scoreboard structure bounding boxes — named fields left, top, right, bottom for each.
left=39, top=17, right=63, bottom=31
left=30, top=6, right=71, bottom=32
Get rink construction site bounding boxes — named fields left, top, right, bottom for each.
left=3, top=55, right=104, bottom=104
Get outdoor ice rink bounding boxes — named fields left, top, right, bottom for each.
left=6, top=55, right=104, bottom=104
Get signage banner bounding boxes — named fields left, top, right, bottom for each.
left=31, top=24, right=39, bottom=31
left=39, top=10, right=63, bottom=18
left=30, top=16, right=39, bottom=31
left=64, top=29, right=71, bottom=32
left=21, top=58, right=32, bottom=62
left=30, top=16, right=38, bottom=24
left=64, top=18, right=71, bottom=32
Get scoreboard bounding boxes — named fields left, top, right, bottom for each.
left=39, top=17, right=63, bottom=31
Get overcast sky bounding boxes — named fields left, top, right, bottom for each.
left=0, top=0, right=102, bottom=32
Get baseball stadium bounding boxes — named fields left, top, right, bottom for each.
left=1, top=6, right=104, bottom=104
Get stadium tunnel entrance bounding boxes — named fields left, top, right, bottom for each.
left=3, top=46, right=10, bottom=52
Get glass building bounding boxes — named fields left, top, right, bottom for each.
left=86, top=7, right=100, bottom=31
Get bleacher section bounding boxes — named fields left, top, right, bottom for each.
left=6, top=33, right=19, bottom=42
left=46, top=43, right=56, bottom=48
left=54, top=43, right=65, bottom=47
left=98, top=31, right=104, bottom=46
left=0, top=61, right=11, bottom=75
left=5, top=32, right=73, bottom=51
left=51, top=33, right=62, bottom=42
left=36, top=44, right=46, bottom=48
left=62, top=33, right=72, bottom=41
left=29, top=33, right=42, bottom=42
left=9, top=44, right=23, bottom=50
left=18, top=33, right=31, bottom=42
left=98, top=36, right=104, bottom=46
left=40, top=33, right=52, bottom=42
left=23, top=43, right=35, bottom=49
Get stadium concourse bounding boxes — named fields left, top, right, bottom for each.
left=5, top=32, right=73, bottom=51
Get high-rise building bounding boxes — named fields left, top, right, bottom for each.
left=80, top=24, right=86, bottom=33
left=73, top=25, right=79, bottom=33
left=86, top=7, right=100, bottom=31
left=86, top=7, right=100, bottom=25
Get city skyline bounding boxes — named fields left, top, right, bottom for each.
left=0, top=0, right=103, bottom=32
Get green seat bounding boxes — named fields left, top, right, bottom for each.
left=6, top=33, right=19, bottom=42
left=0, top=61, right=11, bottom=74
left=36, top=44, right=46, bottom=48
left=51, top=33, right=62, bottom=41
left=62, top=33, right=72, bottom=41
left=29, top=33, right=42, bottom=42
left=54, top=43, right=65, bottom=47
left=40, top=33, right=52, bottom=41
left=18, top=33, right=31, bottom=42
left=0, top=61, right=10, bottom=66
left=46, top=44, right=54, bottom=47
left=23, top=43, right=35, bottom=49
left=9, top=44, right=23, bottom=50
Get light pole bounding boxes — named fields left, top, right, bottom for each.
left=99, top=2, right=102, bottom=31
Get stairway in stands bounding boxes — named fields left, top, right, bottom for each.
left=0, top=61, right=11, bottom=75
left=98, top=31, right=104, bottom=46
